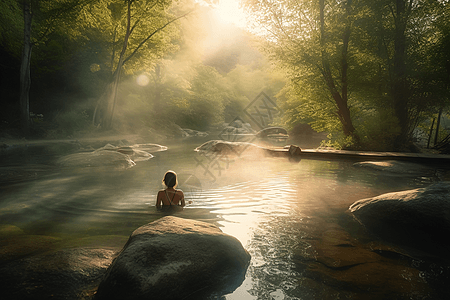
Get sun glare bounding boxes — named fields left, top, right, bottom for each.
left=213, top=0, right=247, bottom=28
left=136, top=74, right=150, bottom=86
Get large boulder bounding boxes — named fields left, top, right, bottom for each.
left=195, top=140, right=301, bottom=160
left=349, top=182, right=450, bottom=255
left=195, top=140, right=263, bottom=156
left=95, top=216, right=251, bottom=300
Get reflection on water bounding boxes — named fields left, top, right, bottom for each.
left=0, top=139, right=449, bottom=299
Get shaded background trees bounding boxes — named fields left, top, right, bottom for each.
left=1, top=0, right=274, bottom=137
left=243, top=0, right=450, bottom=150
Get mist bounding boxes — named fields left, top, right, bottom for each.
left=0, top=2, right=288, bottom=144
left=1, top=1, right=450, bottom=299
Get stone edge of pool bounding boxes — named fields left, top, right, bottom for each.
left=299, top=148, right=450, bottom=164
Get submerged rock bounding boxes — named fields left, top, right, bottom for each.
left=349, top=182, right=450, bottom=255
left=0, top=224, right=64, bottom=264
left=56, top=149, right=136, bottom=169
left=95, top=216, right=251, bottom=300
left=293, top=224, right=433, bottom=299
left=353, top=160, right=435, bottom=176
left=56, top=143, right=167, bottom=169
left=114, top=143, right=167, bottom=162
left=126, top=143, right=167, bottom=154
left=0, top=234, right=62, bottom=264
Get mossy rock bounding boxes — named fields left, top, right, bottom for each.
left=0, top=224, right=25, bottom=238
left=0, top=247, right=115, bottom=299
left=0, top=234, right=62, bottom=264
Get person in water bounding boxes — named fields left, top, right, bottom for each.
left=156, top=170, right=185, bottom=208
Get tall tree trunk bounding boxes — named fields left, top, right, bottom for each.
left=434, top=107, right=443, bottom=146
left=93, top=4, right=190, bottom=128
left=319, top=0, right=358, bottom=142
left=374, top=3, right=385, bottom=99
left=153, top=64, right=162, bottom=113
left=102, top=0, right=133, bottom=129
left=427, top=117, right=435, bottom=149
left=392, top=0, right=409, bottom=147
left=19, top=0, right=32, bottom=135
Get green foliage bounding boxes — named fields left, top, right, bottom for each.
left=354, top=108, right=402, bottom=151
left=0, top=0, right=22, bottom=56
left=320, top=133, right=356, bottom=150
left=2, top=0, right=291, bottom=137
left=73, top=0, right=181, bottom=77
left=243, top=0, right=450, bottom=150
left=165, top=61, right=286, bottom=130
left=167, top=65, right=228, bottom=130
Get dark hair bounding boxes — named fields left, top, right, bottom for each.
left=163, top=170, right=177, bottom=188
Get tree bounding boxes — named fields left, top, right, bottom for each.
left=19, top=0, right=32, bottom=135
left=244, top=0, right=450, bottom=149
left=86, top=0, right=193, bottom=129
left=16, top=0, right=89, bottom=135
left=243, top=0, right=361, bottom=145
left=0, top=1, right=22, bottom=126
left=359, top=0, right=449, bottom=148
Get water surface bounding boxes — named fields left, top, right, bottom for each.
left=0, top=138, right=448, bottom=299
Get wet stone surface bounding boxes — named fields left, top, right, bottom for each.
left=292, top=223, right=433, bottom=299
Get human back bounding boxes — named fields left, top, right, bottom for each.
left=156, top=170, right=185, bottom=208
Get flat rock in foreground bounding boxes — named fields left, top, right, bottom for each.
left=95, top=216, right=251, bottom=300
left=0, top=247, right=115, bottom=299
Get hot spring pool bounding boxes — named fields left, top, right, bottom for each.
left=0, top=138, right=449, bottom=299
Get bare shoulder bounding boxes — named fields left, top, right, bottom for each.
left=172, top=189, right=184, bottom=197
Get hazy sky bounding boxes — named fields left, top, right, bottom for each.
left=213, top=0, right=247, bottom=27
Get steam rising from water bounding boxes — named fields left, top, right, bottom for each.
left=1, top=140, right=443, bottom=299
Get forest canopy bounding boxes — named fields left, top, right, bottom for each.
left=242, top=0, right=450, bottom=150
left=1, top=0, right=449, bottom=151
